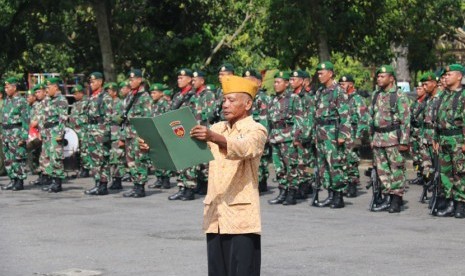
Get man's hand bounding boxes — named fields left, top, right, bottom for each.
left=462, top=144, right=465, bottom=153
left=337, top=138, right=345, bottom=145
left=190, top=125, right=211, bottom=142
left=118, top=140, right=125, bottom=148
left=137, top=138, right=149, bottom=152
left=398, top=144, right=409, bottom=152
left=432, top=141, right=439, bottom=152
left=18, top=140, right=25, bottom=146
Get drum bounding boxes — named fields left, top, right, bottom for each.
left=63, top=127, right=80, bottom=171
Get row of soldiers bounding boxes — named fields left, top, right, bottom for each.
left=1, top=62, right=464, bottom=219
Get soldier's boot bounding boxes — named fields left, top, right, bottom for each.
left=346, top=182, right=357, bottom=198
left=316, top=189, right=334, bottom=207
left=148, top=178, right=163, bottom=189
left=2, top=179, right=17, bottom=190
left=42, top=177, right=60, bottom=192
left=109, top=178, right=123, bottom=190
left=123, top=184, right=145, bottom=198
left=282, top=189, right=297, bottom=206
left=258, top=179, right=268, bottom=193
left=195, top=180, right=207, bottom=195
left=296, top=183, right=308, bottom=200
left=408, top=172, right=423, bottom=185
left=12, top=179, right=24, bottom=191
left=168, top=187, right=185, bottom=200
left=162, top=177, right=171, bottom=189
left=30, top=173, right=44, bottom=186
left=330, top=191, right=345, bottom=209
left=437, top=199, right=455, bottom=217
left=79, top=168, right=90, bottom=178
left=371, top=194, right=392, bottom=212
left=454, top=201, right=465, bottom=219
left=268, top=188, right=287, bottom=205
left=121, top=173, right=132, bottom=182
left=41, top=175, right=52, bottom=187
left=388, top=195, right=402, bottom=213
left=180, top=188, right=195, bottom=201
left=48, top=178, right=63, bottom=193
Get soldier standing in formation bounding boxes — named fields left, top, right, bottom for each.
left=213, top=64, right=234, bottom=123
left=409, top=82, right=428, bottom=185
left=369, top=65, right=410, bottom=213
left=25, top=89, right=40, bottom=174
left=1, top=78, right=29, bottom=191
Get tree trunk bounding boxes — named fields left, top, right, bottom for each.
left=92, top=0, right=116, bottom=81
left=391, top=44, right=410, bottom=83
left=317, top=28, right=330, bottom=62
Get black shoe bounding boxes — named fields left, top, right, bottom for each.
left=121, top=173, right=132, bottom=182
left=45, top=178, right=63, bottom=193
left=180, top=188, right=195, bottom=201
left=194, top=180, right=207, bottom=195
left=168, top=187, right=185, bottom=200
left=316, top=189, right=334, bottom=207
left=162, top=177, right=171, bottom=189
left=408, top=175, right=423, bottom=185
left=122, top=185, right=145, bottom=198
left=454, top=201, right=465, bottom=219
left=388, top=195, right=402, bottom=213
left=85, top=182, right=108, bottom=195
left=79, top=169, right=90, bottom=178
left=282, top=189, right=297, bottom=205
left=437, top=199, right=455, bottom=217
left=268, top=188, right=287, bottom=204
left=372, top=194, right=392, bottom=212
left=346, top=183, right=357, bottom=198
left=258, top=179, right=268, bottom=193
left=2, top=179, right=16, bottom=190
left=148, top=178, right=163, bottom=189
left=109, top=178, right=123, bottom=190
left=12, top=179, right=24, bottom=191
left=330, top=191, right=345, bottom=208
left=30, top=173, right=44, bottom=186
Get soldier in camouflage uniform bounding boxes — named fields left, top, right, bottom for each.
left=409, top=83, right=428, bottom=185
left=67, top=84, right=90, bottom=178
left=26, top=89, right=40, bottom=174
left=120, top=69, right=152, bottom=198
left=1, top=78, right=29, bottom=191
left=163, top=89, right=173, bottom=103
left=148, top=83, right=172, bottom=189
left=105, top=82, right=125, bottom=190
left=212, top=63, right=234, bottom=123
left=84, top=72, right=113, bottom=196
left=312, top=62, right=352, bottom=209
left=40, top=78, right=68, bottom=193
left=244, top=69, right=271, bottom=193
left=118, top=81, right=132, bottom=182
left=433, top=64, right=465, bottom=218
left=267, top=71, right=305, bottom=205
left=0, top=86, right=6, bottom=176
left=339, top=75, right=370, bottom=197
left=369, top=65, right=410, bottom=213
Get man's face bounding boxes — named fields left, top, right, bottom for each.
left=74, top=91, right=84, bottom=101
left=151, top=90, right=164, bottom=101
left=222, top=93, right=251, bottom=122
left=273, top=78, right=289, bottom=94
left=5, top=83, right=16, bottom=97
left=129, top=77, right=142, bottom=89
left=376, top=73, right=393, bottom=89
left=27, top=94, right=36, bottom=105
left=108, top=89, right=118, bottom=98
left=440, top=75, right=447, bottom=88
left=317, top=70, right=333, bottom=86
left=218, top=71, right=233, bottom=84
left=339, top=81, right=353, bottom=91
left=422, top=80, right=437, bottom=94
left=177, top=75, right=192, bottom=89
left=444, top=71, right=462, bottom=88
left=289, top=77, right=303, bottom=89
left=192, top=77, right=204, bottom=89
left=35, top=89, right=45, bottom=100
left=47, top=84, right=58, bottom=97
left=120, top=86, right=130, bottom=97
left=90, top=79, right=102, bottom=91
left=416, top=86, right=425, bottom=98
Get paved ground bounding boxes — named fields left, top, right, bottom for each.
left=0, top=161, right=464, bottom=276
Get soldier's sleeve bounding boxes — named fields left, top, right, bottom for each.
left=461, top=91, right=465, bottom=140
left=355, top=95, right=370, bottom=139
left=398, top=93, right=411, bottom=145
left=259, top=94, right=270, bottom=132
left=103, top=95, right=113, bottom=134
left=337, top=89, right=352, bottom=142
left=57, top=97, right=69, bottom=136
left=141, top=94, right=152, bottom=117
left=300, top=96, right=315, bottom=143
left=20, top=98, right=29, bottom=141
left=291, top=95, right=304, bottom=143
left=203, top=91, right=216, bottom=124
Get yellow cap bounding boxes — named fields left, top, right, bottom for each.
left=221, top=75, right=258, bottom=99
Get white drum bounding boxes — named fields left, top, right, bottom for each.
left=63, top=127, right=79, bottom=158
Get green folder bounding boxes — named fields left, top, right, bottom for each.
left=129, top=107, right=214, bottom=171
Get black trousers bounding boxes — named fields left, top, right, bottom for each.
left=207, top=233, right=261, bottom=276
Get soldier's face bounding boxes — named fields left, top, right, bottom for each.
left=151, top=91, right=163, bottom=101
left=444, top=71, right=463, bottom=88
left=177, top=76, right=192, bottom=89
left=339, top=81, right=353, bottom=91
left=74, top=92, right=84, bottom=101
left=273, top=78, right=288, bottom=93
left=192, top=77, right=204, bottom=89
left=376, top=73, right=393, bottom=89
left=90, top=79, right=102, bottom=91
left=27, top=94, right=36, bottom=105
left=129, top=77, right=142, bottom=89
left=440, top=76, right=447, bottom=87
left=422, top=81, right=436, bottom=94
left=47, top=84, right=58, bottom=96
left=4, top=84, right=16, bottom=96
left=318, top=70, right=333, bottom=86
left=35, top=89, right=45, bottom=100
left=416, top=86, right=425, bottom=97
left=218, top=71, right=232, bottom=83
left=120, top=86, right=130, bottom=97
left=222, top=93, right=252, bottom=123
left=289, top=77, right=303, bottom=89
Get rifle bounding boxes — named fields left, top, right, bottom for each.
left=365, top=166, right=383, bottom=211
left=429, top=152, right=441, bottom=215
left=171, top=89, right=195, bottom=111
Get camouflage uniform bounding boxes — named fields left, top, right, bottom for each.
left=252, top=88, right=271, bottom=191
left=109, top=96, right=125, bottom=179
left=151, top=95, right=171, bottom=182
left=68, top=95, right=90, bottom=173
left=409, top=96, right=428, bottom=180
left=27, top=100, right=42, bottom=173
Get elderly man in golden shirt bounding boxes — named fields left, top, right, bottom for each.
left=189, top=75, right=267, bottom=276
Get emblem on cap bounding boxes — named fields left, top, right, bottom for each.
left=170, top=121, right=185, bottom=138
left=446, top=66, right=450, bottom=71
left=279, top=72, right=283, bottom=77
left=381, top=67, right=386, bottom=73
left=321, top=63, right=326, bottom=69
left=221, top=66, right=226, bottom=71
left=90, top=75, right=96, bottom=80
left=245, top=71, right=250, bottom=77
left=130, top=72, right=135, bottom=78
left=181, top=70, right=186, bottom=76
left=293, top=71, right=298, bottom=77
left=342, top=76, right=347, bottom=82
left=193, top=72, right=198, bottom=77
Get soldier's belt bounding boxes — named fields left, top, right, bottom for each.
left=315, top=118, right=338, bottom=125
left=2, top=123, right=22, bottom=130
left=88, top=117, right=104, bottom=124
left=271, top=121, right=293, bottom=128
left=43, top=121, right=59, bottom=129
left=437, top=128, right=463, bottom=136
left=373, top=124, right=400, bottom=133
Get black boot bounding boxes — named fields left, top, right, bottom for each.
left=197, top=180, right=208, bottom=195
left=454, top=201, right=465, bottom=219
left=30, top=173, right=44, bottom=186
left=162, top=177, right=171, bottom=189
left=123, top=184, right=145, bottom=198
left=268, top=188, right=287, bottom=204
left=84, top=181, right=107, bottom=195
left=388, top=195, right=402, bottom=213
left=12, top=179, right=24, bottom=191
left=346, top=182, right=357, bottom=198
left=47, top=178, right=63, bottom=193
left=371, top=194, right=392, bottom=212
left=437, top=199, right=455, bottom=217
left=258, top=179, right=268, bottom=193
left=148, top=178, right=163, bottom=189
left=109, top=178, right=123, bottom=190
left=408, top=173, right=423, bottom=185
left=168, top=187, right=185, bottom=200
left=121, top=173, right=132, bottom=182
left=2, top=179, right=16, bottom=190
left=79, top=168, right=90, bottom=178
left=316, top=189, right=334, bottom=207
left=180, top=187, right=195, bottom=201
left=330, top=191, right=345, bottom=208
left=282, top=189, right=297, bottom=205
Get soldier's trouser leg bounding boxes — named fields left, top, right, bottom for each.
left=88, top=130, right=111, bottom=183
left=38, top=139, right=48, bottom=175
left=110, top=141, right=125, bottom=178
left=77, top=131, right=90, bottom=170
left=271, top=144, right=285, bottom=187
left=439, top=136, right=465, bottom=202
left=271, top=142, right=299, bottom=190
left=27, top=145, right=41, bottom=174
left=258, top=156, right=270, bottom=184
left=316, top=140, right=348, bottom=192
left=44, top=134, right=65, bottom=179
left=297, top=146, right=311, bottom=186
left=346, top=148, right=361, bottom=185
left=2, top=138, right=27, bottom=180
left=126, top=137, right=148, bottom=185
left=0, top=132, right=6, bottom=175
left=373, top=146, right=406, bottom=196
